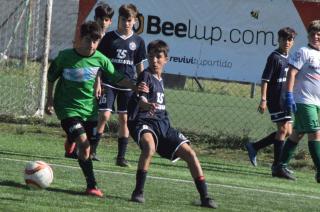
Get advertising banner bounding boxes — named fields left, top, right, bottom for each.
left=77, top=0, right=320, bottom=83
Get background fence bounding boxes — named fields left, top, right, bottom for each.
left=0, top=0, right=277, bottom=140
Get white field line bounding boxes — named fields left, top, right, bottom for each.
left=1, top=157, right=320, bottom=200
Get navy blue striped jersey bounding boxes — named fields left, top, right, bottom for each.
left=97, top=30, right=147, bottom=89
left=261, top=49, right=290, bottom=103
left=128, top=68, right=168, bottom=121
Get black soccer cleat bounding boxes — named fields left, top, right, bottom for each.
left=201, top=197, right=218, bottom=209
left=272, top=166, right=296, bottom=180
left=131, top=190, right=145, bottom=203
left=64, top=151, right=78, bottom=159
left=116, top=158, right=130, bottom=167
left=90, top=153, right=100, bottom=161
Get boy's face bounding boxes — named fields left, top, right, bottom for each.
left=278, top=37, right=294, bottom=54
left=118, top=16, right=136, bottom=34
left=148, top=50, right=168, bottom=74
left=78, top=35, right=100, bottom=56
left=96, top=17, right=112, bottom=33
left=308, top=31, right=320, bottom=49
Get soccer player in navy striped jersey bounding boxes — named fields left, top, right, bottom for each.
left=96, top=4, right=147, bottom=166
left=127, top=40, right=217, bottom=208
left=245, top=27, right=297, bottom=175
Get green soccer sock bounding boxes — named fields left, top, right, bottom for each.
left=280, top=138, right=298, bottom=167
left=308, top=140, right=320, bottom=172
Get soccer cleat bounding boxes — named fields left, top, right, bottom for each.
left=200, top=197, right=218, bottom=209
left=64, top=140, right=77, bottom=159
left=116, top=158, right=130, bottom=167
left=284, top=167, right=294, bottom=174
left=64, top=151, right=78, bottom=159
left=65, top=140, right=76, bottom=154
left=272, top=166, right=296, bottom=180
left=271, top=165, right=294, bottom=175
left=245, top=142, right=257, bottom=166
left=85, top=187, right=104, bottom=198
left=315, top=172, right=320, bottom=183
left=90, top=153, right=100, bottom=161
left=131, top=190, right=145, bottom=203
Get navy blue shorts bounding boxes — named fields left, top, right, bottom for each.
left=61, top=117, right=97, bottom=143
left=128, top=118, right=190, bottom=161
left=267, top=100, right=292, bottom=123
left=98, top=86, right=133, bottom=113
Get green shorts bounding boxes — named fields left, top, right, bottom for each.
left=294, top=103, right=320, bottom=133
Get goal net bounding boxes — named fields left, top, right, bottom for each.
left=0, top=0, right=78, bottom=119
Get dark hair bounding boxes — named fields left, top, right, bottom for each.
left=307, top=20, right=320, bottom=33
left=94, top=3, right=114, bottom=19
left=147, top=40, right=169, bottom=57
left=80, top=21, right=102, bottom=40
left=278, top=27, right=297, bottom=40
left=118, top=4, right=138, bottom=19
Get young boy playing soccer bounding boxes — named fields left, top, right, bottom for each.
left=96, top=3, right=147, bottom=166
left=127, top=40, right=217, bottom=209
left=272, top=20, right=320, bottom=181
left=45, top=21, right=142, bottom=197
left=245, top=27, right=297, bottom=175
left=83, top=2, right=115, bottom=161
left=94, top=2, right=114, bottom=35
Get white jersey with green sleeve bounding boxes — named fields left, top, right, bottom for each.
left=289, top=45, right=320, bottom=106
left=47, top=49, right=124, bottom=121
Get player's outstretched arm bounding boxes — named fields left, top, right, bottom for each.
left=117, top=79, right=149, bottom=93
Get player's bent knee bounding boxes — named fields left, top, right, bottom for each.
left=177, top=145, right=197, bottom=161
left=76, top=140, right=91, bottom=160
left=141, top=145, right=156, bottom=157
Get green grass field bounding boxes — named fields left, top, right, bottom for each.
left=0, top=62, right=275, bottom=139
left=0, top=123, right=319, bottom=212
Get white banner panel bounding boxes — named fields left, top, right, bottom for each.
left=83, top=0, right=315, bottom=83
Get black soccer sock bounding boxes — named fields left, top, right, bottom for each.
left=90, top=133, right=102, bottom=154
left=273, top=139, right=284, bottom=166
left=308, top=141, right=320, bottom=172
left=280, top=138, right=298, bottom=167
left=194, top=176, right=208, bottom=200
left=117, top=137, right=128, bottom=159
left=134, top=169, right=147, bottom=193
left=252, top=132, right=276, bottom=151
left=78, top=159, right=97, bottom=189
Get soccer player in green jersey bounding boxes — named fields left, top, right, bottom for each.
left=45, top=21, right=141, bottom=197
left=272, top=20, right=320, bottom=182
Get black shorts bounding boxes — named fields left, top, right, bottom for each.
left=61, top=117, right=98, bottom=142
left=267, top=101, right=292, bottom=123
left=98, top=86, right=133, bottom=113
left=128, top=118, right=190, bottom=161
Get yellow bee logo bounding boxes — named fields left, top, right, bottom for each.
left=250, top=10, right=260, bottom=19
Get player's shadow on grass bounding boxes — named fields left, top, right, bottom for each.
left=0, top=180, right=30, bottom=189
left=0, top=150, right=60, bottom=160
left=0, top=180, right=82, bottom=196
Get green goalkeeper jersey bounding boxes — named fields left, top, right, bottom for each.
left=47, top=49, right=124, bottom=121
